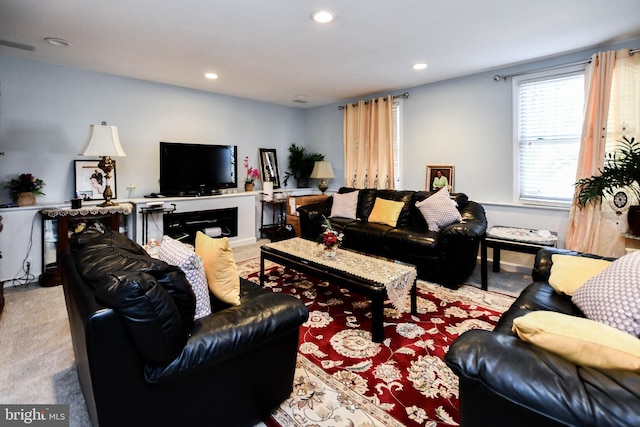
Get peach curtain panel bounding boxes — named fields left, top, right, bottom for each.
left=343, top=95, right=394, bottom=189
left=565, top=49, right=640, bottom=256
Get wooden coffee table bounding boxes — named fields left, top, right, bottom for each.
left=260, top=238, right=417, bottom=342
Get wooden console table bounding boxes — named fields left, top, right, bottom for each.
left=39, top=203, right=133, bottom=286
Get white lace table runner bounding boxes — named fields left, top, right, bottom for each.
left=266, top=238, right=417, bottom=312
left=487, top=226, right=557, bottom=245
left=41, top=202, right=133, bottom=217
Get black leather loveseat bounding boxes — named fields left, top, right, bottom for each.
left=60, top=230, right=308, bottom=427
left=297, top=187, right=487, bottom=288
left=445, top=248, right=640, bottom=427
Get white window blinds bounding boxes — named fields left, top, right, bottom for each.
left=516, top=72, right=584, bottom=203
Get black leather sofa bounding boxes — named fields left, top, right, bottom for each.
left=297, top=187, right=487, bottom=288
left=445, top=248, right=640, bottom=427
left=59, top=230, right=309, bottom=427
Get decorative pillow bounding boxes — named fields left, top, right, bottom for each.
left=548, top=254, right=612, bottom=295
left=367, top=197, right=405, bottom=227
left=414, top=187, right=462, bottom=232
left=572, top=251, right=640, bottom=337
left=158, top=235, right=211, bottom=320
left=195, top=232, right=241, bottom=306
left=330, top=190, right=359, bottom=219
left=512, top=311, right=640, bottom=371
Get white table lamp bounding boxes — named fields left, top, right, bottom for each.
left=310, top=161, right=335, bottom=193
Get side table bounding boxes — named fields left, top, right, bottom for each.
left=260, top=198, right=291, bottom=241
left=480, top=225, right=557, bottom=291
left=39, top=203, right=133, bottom=286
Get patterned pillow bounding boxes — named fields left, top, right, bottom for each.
left=572, top=250, right=640, bottom=337
left=158, top=235, right=212, bottom=320
left=330, top=190, right=359, bottom=219
left=414, top=187, right=462, bottom=232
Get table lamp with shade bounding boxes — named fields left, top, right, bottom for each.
left=80, top=121, right=126, bottom=206
left=310, top=161, right=335, bottom=193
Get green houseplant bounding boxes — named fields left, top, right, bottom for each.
left=283, top=143, right=324, bottom=188
left=575, top=136, right=640, bottom=234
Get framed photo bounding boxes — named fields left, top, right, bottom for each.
left=74, top=160, right=116, bottom=200
left=259, top=148, right=281, bottom=189
left=426, top=165, right=454, bottom=192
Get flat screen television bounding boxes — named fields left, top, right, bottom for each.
left=159, top=142, right=237, bottom=196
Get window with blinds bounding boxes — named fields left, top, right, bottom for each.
left=515, top=70, right=585, bottom=204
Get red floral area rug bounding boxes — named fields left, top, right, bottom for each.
left=237, top=259, right=514, bottom=427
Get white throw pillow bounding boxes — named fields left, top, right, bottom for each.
left=330, top=190, right=359, bottom=219
left=158, top=235, right=212, bottom=320
left=415, top=187, right=462, bottom=232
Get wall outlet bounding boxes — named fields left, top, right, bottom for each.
left=24, top=257, right=32, bottom=270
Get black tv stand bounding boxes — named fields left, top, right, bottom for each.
left=163, top=207, right=237, bottom=245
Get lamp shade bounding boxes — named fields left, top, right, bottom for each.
left=310, top=161, right=335, bottom=179
left=80, top=122, right=126, bottom=157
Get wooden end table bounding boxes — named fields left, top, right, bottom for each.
left=480, top=226, right=557, bottom=291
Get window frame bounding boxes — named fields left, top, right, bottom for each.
left=512, top=65, right=585, bottom=207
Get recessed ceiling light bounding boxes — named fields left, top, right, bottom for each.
left=412, top=63, right=428, bottom=70
left=292, top=94, right=309, bottom=104
left=44, top=37, right=71, bottom=47
left=311, top=10, right=335, bottom=23
left=205, top=73, right=218, bottom=79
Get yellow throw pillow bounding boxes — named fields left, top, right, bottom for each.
left=512, top=311, right=640, bottom=371
left=368, top=197, right=405, bottom=227
left=194, top=232, right=241, bottom=306
left=549, top=255, right=611, bottom=295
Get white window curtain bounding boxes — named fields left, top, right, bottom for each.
left=343, top=95, right=394, bottom=189
left=566, top=49, right=640, bottom=257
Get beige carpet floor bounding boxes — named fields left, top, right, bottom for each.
left=0, top=239, right=530, bottom=426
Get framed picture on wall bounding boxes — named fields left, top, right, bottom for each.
left=426, top=165, right=454, bottom=192
left=74, top=160, right=116, bottom=200
left=259, top=148, right=281, bottom=189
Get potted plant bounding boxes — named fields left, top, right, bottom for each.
left=283, top=143, right=324, bottom=188
left=243, top=156, right=260, bottom=191
left=575, top=136, right=640, bottom=234
left=6, top=173, right=46, bottom=206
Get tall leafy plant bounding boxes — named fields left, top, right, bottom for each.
left=283, top=143, right=324, bottom=187
left=575, top=136, right=640, bottom=206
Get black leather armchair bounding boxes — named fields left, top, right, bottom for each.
left=445, top=248, right=639, bottom=427
left=60, top=231, right=308, bottom=427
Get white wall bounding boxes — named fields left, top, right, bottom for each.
left=0, top=56, right=305, bottom=205
left=304, top=38, right=640, bottom=261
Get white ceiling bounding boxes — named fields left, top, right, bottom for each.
left=1, top=0, right=639, bottom=108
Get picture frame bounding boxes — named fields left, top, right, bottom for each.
left=74, top=160, right=116, bottom=200
left=426, top=165, right=454, bottom=192
left=259, top=148, right=281, bottom=189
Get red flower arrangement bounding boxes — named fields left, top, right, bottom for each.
left=318, top=216, right=343, bottom=251
left=244, top=156, right=260, bottom=184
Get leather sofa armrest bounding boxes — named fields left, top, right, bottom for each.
left=297, top=200, right=332, bottom=239
left=144, top=292, right=308, bottom=384
left=440, top=201, right=487, bottom=237
left=445, top=329, right=640, bottom=427
left=532, top=248, right=617, bottom=282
